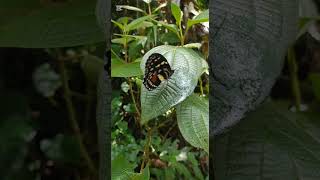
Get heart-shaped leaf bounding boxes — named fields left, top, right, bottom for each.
left=176, top=94, right=209, bottom=153
left=140, top=45, right=208, bottom=123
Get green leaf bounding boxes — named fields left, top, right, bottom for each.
left=214, top=101, right=320, bottom=180
left=116, top=5, right=146, bottom=14
left=172, top=162, right=192, bottom=178
left=187, top=9, right=209, bottom=29
left=171, top=2, right=183, bottom=26
left=131, top=166, right=150, bottom=180
left=153, top=3, right=168, bottom=13
left=309, top=73, right=320, bottom=101
left=156, top=21, right=179, bottom=36
left=176, top=94, right=209, bottom=153
left=111, top=155, right=135, bottom=180
left=112, top=20, right=125, bottom=31
left=0, top=0, right=104, bottom=48
left=111, top=155, right=150, bottom=180
left=127, top=16, right=153, bottom=32
left=140, top=45, right=208, bottom=123
left=111, top=58, right=143, bottom=77
left=160, top=32, right=180, bottom=44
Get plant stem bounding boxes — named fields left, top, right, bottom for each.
left=148, top=2, right=152, bottom=15
left=179, top=22, right=184, bottom=45
left=140, top=127, right=152, bottom=172
left=128, top=79, right=141, bottom=117
left=57, top=54, right=97, bottom=176
left=287, top=47, right=301, bottom=111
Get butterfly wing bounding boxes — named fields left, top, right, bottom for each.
left=143, top=53, right=174, bottom=91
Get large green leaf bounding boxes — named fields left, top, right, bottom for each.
left=140, top=45, right=208, bottom=123
left=214, top=101, right=320, bottom=180
left=111, top=58, right=143, bottom=77
left=176, top=94, right=209, bottom=153
left=0, top=0, right=104, bottom=48
left=111, top=155, right=150, bottom=180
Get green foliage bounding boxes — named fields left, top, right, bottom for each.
left=111, top=155, right=150, bottom=180
left=111, top=1, right=209, bottom=179
left=176, top=94, right=209, bottom=153
left=214, top=101, right=320, bottom=179
left=0, top=94, right=36, bottom=180
left=0, top=0, right=104, bottom=48
left=111, top=58, right=143, bottom=77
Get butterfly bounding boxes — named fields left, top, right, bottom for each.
left=143, top=53, right=174, bottom=91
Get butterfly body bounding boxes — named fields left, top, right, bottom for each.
left=143, top=53, right=174, bottom=91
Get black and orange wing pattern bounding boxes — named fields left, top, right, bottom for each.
left=143, top=53, right=174, bottom=91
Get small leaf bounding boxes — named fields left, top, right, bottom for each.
left=124, top=104, right=136, bottom=113
left=112, top=19, right=125, bottom=30
left=187, top=9, right=209, bottom=29
left=111, top=58, right=143, bottom=77
left=156, top=20, right=180, bottom=38
left=171, top=2, right=183, bottom=26
left=153, top=3, right=168, bottom=13
left=127, top=16, right=153, bottom=31
left=116, top=5, right=146, bottom=14
left=176, top=94, right=209, bottom=153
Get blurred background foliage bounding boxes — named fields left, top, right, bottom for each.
left=0, top=0, right=106, bottom=179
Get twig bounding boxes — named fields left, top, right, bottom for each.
left=128, top=79, right=141, bottom=117
left=57, top=52, right=97, bottom=176
left=140, top=127, right=153, bottom=172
